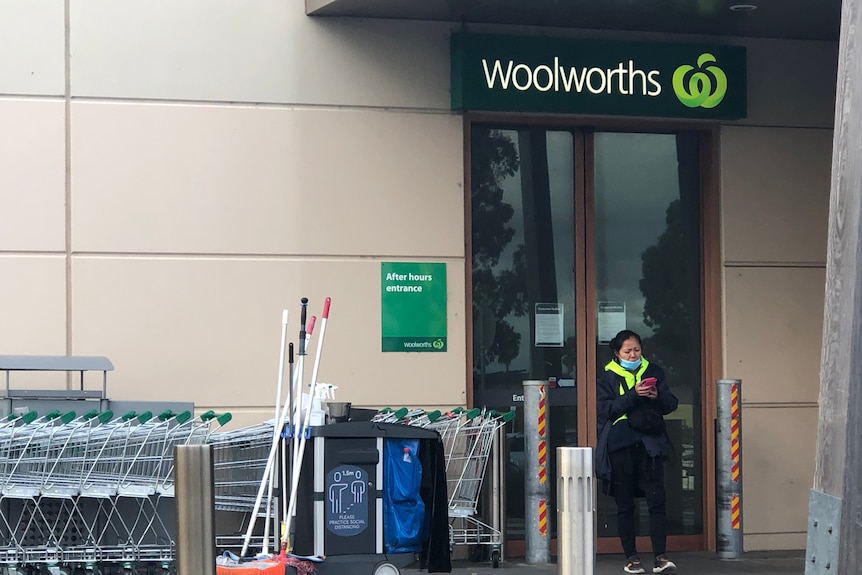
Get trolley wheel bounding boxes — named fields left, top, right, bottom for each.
left=372, top=562, right=400, bottom=575
left=491, top=550, right=501, bottom=568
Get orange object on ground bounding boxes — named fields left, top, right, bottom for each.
left=217, top=561, right=284, bottom=575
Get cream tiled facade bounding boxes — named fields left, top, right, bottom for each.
left=0, top=0, right=837, bottom=552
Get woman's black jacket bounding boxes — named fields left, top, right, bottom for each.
left=595, top=359, right=679, bottom=495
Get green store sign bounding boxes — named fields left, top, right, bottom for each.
left=381, top=262, right=447, bottom=352
left=451, top=34, right=747, bottom=120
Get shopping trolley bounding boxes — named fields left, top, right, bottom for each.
left=208, top=422, right=281, bottom=555
left=374, top=406, right=514, bottom=568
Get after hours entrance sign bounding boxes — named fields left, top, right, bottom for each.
left=381, top=262, right=447, bottom=352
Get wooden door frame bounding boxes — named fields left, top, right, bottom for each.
left=463, top=114, right=722, bottom=555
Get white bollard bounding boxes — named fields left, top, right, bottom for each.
left=557, top=447, right=594, bottom=575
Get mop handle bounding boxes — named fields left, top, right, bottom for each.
left=284, top=298, right=331, bottom=551
left=283, top=342, right=294, bottom=538
left=298, top=297, right=308, bottom=356
left=262, top=309, right=289, bottom=554
left=240, top=394, right=291, bottom=557
left=307, top=298, right=330, bottom=397
left=292, top=317, right=315, bottom=465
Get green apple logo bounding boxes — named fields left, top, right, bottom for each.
left=432, top=339, right=445, bottom=350
left=673, top=53, right=728, bottom=109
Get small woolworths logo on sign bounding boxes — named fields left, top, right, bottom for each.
left=672, top=53, right=728, bottom=109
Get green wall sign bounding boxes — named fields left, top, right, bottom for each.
left=381, top=262, right=447, bottom=352
left=451, top=33, right=747, bottom=120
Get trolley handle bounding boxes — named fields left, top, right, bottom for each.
left=175, top=411, right=192, bottom=424
left=216, top=413, right=233, bottom=426
left=199, top=410, right=216, bottom=421
left=82, top=409, right=100, bottom=420
left=136, top=411, right=153, bottom=424
left=500, top=410, right=517, bottom=423
left=122, top=411, right=137, bottom=421
left=60, top=411, right=76, bottom=424
left=45, top=409, right=62, bottom=420
left=158, top=410, right=175, bottom=421
left=8, top=411, right=38, bottom=424
left=98, top=411, right=114, bottom=424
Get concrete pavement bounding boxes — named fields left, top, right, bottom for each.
left=418, top=551, right=806, bottom=575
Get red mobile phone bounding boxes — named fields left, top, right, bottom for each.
left=640, top=377, right=657, bottom=388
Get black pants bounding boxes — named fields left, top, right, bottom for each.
left=610, top=441, right=667, bottom=559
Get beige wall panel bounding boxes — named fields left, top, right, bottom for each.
left=71, top=103, right=464, bottom=257
left=71, top=257, right=467, bottom=411
left=738, top=38, right=837, bottom=129
left=721, top=126, right=832, bottom=264
left=745, top=534, right=807, bottom=552
left=724, top=267, right=824, bottom=404
left=70, top=0, right=451, bottom=108
left=0, top=99, right=66, bottom=251
left=0, top=255, right=67, bottom=388
left=0, top=0, right=65, bottom=95
left=741, top=406, right=816, bottom=548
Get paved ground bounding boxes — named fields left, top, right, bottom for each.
left=423, top=550, right=807, bottom=575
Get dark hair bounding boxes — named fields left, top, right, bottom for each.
left=609, top=330, right=642, bottom=353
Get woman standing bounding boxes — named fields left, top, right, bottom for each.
left=596, top=330, right=679, bottom=574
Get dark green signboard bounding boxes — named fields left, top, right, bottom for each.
left=451, top=33, right=747, bottom=120
left=381, top=262, right=447, bottom=352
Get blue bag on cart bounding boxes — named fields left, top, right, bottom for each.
left=383, top=438, right=425, bottom=553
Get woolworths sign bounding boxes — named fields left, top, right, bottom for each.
left=451, top=34, right=747, bottom=120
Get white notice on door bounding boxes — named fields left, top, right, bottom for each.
left=535, top=303, right=564, bottom=347
left=598, top=301, right=626, bottom=344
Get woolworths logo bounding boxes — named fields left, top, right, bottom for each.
left=481, top=58, right=662, bottom=96
left=672, top=53, right=728, bottom=109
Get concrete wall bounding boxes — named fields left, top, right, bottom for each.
left=0, top=0, right=464, bottom=428
left=0, top=0, right=837, bottom=551
left=720, top=38, right=836, bottom=549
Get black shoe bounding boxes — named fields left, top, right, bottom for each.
left=653, top=555, right=676, bottom=573
left=624, top=556, right=646, bottom=574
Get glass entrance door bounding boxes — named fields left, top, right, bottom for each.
left=470, top=124, right=706, bottom=553
left=591, top=132, right=704, bottom=551
left=470, top=126, right=582, bottom=543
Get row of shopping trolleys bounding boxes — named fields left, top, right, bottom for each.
left=0, top=408, right=232, bottom=575
left=0, top=406, right=515, bottom=574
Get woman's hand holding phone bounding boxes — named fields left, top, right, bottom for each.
left=636, top=377, right=658, bottom=399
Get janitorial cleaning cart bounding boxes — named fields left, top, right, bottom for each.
left=211, top=418, right=451, bottom=575
left=290, top=421, right=450, bottom=575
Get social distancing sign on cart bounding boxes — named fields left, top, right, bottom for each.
left=381, top=262, right=447, bottom=352
left=326, top=465, right=369, bottom=536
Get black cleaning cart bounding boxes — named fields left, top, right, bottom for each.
left=291, top=421, right=451, bottom=575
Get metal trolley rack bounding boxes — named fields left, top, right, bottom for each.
left=0, top=355, right=223, bottom=575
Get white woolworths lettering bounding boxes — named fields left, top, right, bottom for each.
left=512, top=63, right=532, bottom=90
left=481, top=58, right=662, bottom=96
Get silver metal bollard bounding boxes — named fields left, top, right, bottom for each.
left=523, top=380, right=551, bottom=564
left=490, top=418, right=506, bottom=565
left=176, top=444, right=216, bottom=575
left=557, top=447, right=594, bottom=575
left=716, top=379, right=743, bottom=559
